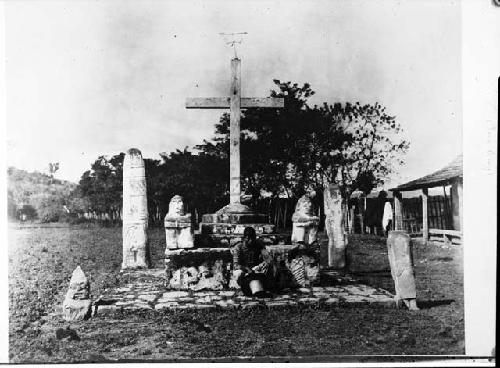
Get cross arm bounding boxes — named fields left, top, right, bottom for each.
left=241, top=97, right=284, bottom=108
left=186, top=97, right=230, bottom=109
left=186, top=97, right=284, bottom=109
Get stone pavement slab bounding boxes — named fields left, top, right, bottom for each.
left=93, top=268, right=395, bottom=315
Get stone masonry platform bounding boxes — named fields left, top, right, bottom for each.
left=93, top=268, right=396, bottom=315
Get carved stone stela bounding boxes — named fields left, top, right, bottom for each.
left=387, top=230, right=418, bottom=310
left=122, top=148, right=150, bottom=269
left=324, top=184, right=347, bottom=268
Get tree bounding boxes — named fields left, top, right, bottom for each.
left=77, top=154, right=124, bottom=218
left=7, top=190, right=17, bottom=219
left=157, top=148, right=228, bottom=218
left=47, top=162, right=59, bottom=183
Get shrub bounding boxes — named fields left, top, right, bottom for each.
left=37, top=198, right=63, bottom=223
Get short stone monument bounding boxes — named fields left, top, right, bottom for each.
left=164, top=195, right=194, bottom=250
left=291, top=193, right=320, bottom=245
left=324, top=183, right=347, bottom=269
left=387, top=230, right=419, bottom=310
left=122, top=148, right=150, bottom=269
left=62, top=266, right=92, bottom=321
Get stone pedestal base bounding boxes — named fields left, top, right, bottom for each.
left=164, top=245, right=319, bottom=290
left=327, top=248, right=346, bottom=269
left=165, top=227, right=194, bottom=249
left=291, top=221, right=319, bottom=245
left=197, top=203, right=286, bottom=247
left=164, top=215, right=194, bottom=250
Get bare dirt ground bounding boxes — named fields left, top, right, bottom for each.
left=8, top=224, right=464, bottom=363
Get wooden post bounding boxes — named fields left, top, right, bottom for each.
left=349, top=206, right=355, bottom=234
left=393, top=191, right=403, bottom=230
left=229, top=58, right=241, bottom=205
left=443, top=186, right=449, bottom=229
left=457, top=180, right=463, bottom=231
left=422, top=188, right=429, bottom=244
left=361, top=196, right=366, bottom=234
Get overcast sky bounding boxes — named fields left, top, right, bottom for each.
left=4, top=0, right=462, bottom=187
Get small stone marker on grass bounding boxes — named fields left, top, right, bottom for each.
left=62, top=266, right=92, bottom=321
left=387, top=230, right=419, bottom=310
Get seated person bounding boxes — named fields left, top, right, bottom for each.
left=232, top=227, right=274, bottom=298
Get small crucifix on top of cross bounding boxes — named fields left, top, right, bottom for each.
left=219, top=32, right=248, bottom=59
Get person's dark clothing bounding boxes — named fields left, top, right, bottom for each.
left=232, top=239, right=274, bottom=296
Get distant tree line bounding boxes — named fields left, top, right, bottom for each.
left=8, top=80, right=409, bottom=226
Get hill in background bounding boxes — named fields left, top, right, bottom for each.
left=7, top=167, right=77, bottom=222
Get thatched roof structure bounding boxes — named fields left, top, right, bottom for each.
left=392, top=154, right=462, bottom=192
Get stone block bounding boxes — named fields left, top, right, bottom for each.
left=265, top=301, right=290, bottom=308
left=155, top=302, right=179, bottom=310
left=324, top=298, right=339, bottom=304
left=161, top=291, right=189, bottom=298
left=194, top=304, right=216, bottom=310
left=93, top=304, right=118, bottom=316
left=387, top=231, right=417, bottom=300
left=62, top=299, right=92, bottom=321
left=241, top=301, right=261, bottom=309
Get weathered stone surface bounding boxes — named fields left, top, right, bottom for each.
left=196, top=296, right=215, bottom=304
left=324, top=184, right=347, bottom=269
left=266, top=301, right=290, bottom=308
left=387, top=231, right=417, bottom=301
left=164, top=244, right=318, bottom=291
left=324, top=298, right=340, bottom=304
left=97, top=268, right=395, bottom=312
left=62, top=266, right=92, bottom=321
left=138, top=294, right=158, bottom=303
left=62, top=299, right=92, bottom=321
left=291, top=194, right=320, bottom=245
left=161, top=291, right=189, bottom=298
left=194, top=304, right=216, bottom=310
left=298, top=297, right=319, bottom=304
left=122, top=148, right=150, bottom=269
left=66, top=266, right=90, bottom=300
left=164, top=195, right=194, bottom=250
left=155, top=302, right=180, bottom=310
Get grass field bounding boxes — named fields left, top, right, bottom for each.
left=8, top=223, right=464, bottom=363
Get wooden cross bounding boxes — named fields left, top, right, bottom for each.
left=186, top=58, right=284, bottom=206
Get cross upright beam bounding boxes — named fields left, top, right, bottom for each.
left=186, top=58, right=284, bottom=207
left=229, top=58, right=241, bottom=205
